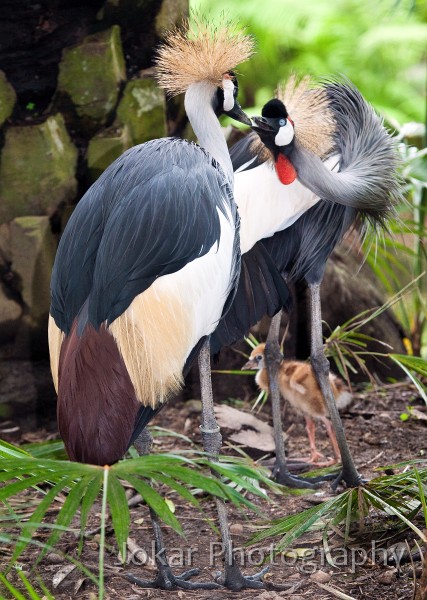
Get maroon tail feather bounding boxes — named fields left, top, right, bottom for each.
left=57, top=320, right=141, bottom=465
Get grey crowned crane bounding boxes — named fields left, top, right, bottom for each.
left=48, top=22, right=273, bottom=591
left=211, top=77, right=402, bottom=489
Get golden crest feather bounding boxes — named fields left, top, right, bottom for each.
left=155, top=18, right=255, bottom=96
left=277, top=75, right=336, bottom=157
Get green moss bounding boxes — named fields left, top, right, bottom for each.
left=0, top=115, right=78, bottom=222
left=0, top=71, right=16, bottom=126
left=87, top=124, right=132, bottom=182
left=155, top=0, right=189, bottom=37
left=10, top=216, right=57, bottom=322
left=116, top=78, right=166, bottom=144
left=58, top=25, right=126, bottom=130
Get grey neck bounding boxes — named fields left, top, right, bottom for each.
left=184, top=81, right=234, bottom=185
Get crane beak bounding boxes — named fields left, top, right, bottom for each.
left=251, top=116, right=278, bottom=134
left=241, top=359, right=257, bottom=370
left=225, top=100, right=252, bottom=126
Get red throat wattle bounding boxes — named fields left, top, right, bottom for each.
left=275, top=153, right=297, bottom=185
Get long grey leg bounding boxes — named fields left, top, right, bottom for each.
left=198, top=339, right=267, bottom=591
left=133, top=428, right=153, bottom=456
left=265, top=311, right=287, bottom=473
left=126, top=429, right=219, bottom=590
left=309, top=282, right=362, bottom=489
left=265, top=311, right=327, bottom=489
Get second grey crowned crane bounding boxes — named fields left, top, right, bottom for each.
left=212, top=77, right=402, bottom=490
left=49, top=20, right=274, bottom=591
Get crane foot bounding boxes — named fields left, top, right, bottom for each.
left=330, top=468, right=366, bottom=491
left=272, top=462, right=339, bottom=488
left=126, top=564, right=269, bottom=591
left=274, top=471, right=336, bottom=488
left=125, top=567, right=221, bottom=590
left=215, top=564, right=268, bottom=590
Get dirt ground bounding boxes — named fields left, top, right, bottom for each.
left=1, top=370, right=426, bottom=600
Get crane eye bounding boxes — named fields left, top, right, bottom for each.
left=256, top=355, right=262, bottom=361
left=279, top=118, right=286, bottom=127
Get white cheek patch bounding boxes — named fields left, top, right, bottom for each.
left=222, top=79, right=235, bottom=112
left=275, top=121, right=294, bottom=147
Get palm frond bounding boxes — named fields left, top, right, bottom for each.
left=0, top=441, right=280, bottom=567
left=250, top=462, right=427, bottom=552
left=0, top=570, right=55, bottom=600
left=323, top=276, right=427, bottom=391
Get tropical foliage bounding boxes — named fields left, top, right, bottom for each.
left=0, top=439, right=279, bottom=598
left=195, top=0, right=427, bottom=358
left=251, top=460, right=427, bottom=552
left=194, top=0, right=426, bottom=123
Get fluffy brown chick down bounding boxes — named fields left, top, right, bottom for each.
left=255, top=358, right=351, bottom=419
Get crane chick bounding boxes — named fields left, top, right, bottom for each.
left=243, top=343, right=352, bottom=466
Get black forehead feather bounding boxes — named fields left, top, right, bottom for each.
left=225, top=70, right=239, bottom=95
left=261, top=98, right=288, bottom=118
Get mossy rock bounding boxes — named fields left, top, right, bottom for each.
left=57, top=25, right=126, bottom=133
left=116, top=78, right=166, bottom=144
left=9, top=216, right=57, bottom=323
left=0, top=114, right=78, bottom=222
left=0, top=223, right=11, bottom=263
left=155, top=0, right=189, bottom=36
left=87, top=124, right=132, bottom=182
left=0, top=222, right=23, bottom=338
left=0, top=115, right=78, bottom=222
left=0, top=71, right=16, bottom=127
left=0, top=286, right=22, bottom=342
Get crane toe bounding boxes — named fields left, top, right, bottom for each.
left=272, top=461, right=320, bottom=489
left=125, top=567, right=221, bottom=590
left=331, top=468, right=366, bottom=491
left=215, top=563, right=268, bottom=590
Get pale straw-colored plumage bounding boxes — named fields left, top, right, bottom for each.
left=246, top=75, right=336, bottom=163
left=155, top=18, right=255, bottom=96
left=277, top=74, right=336, bottom=157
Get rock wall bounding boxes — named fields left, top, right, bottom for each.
left=0, top=0, right=189, bottom=361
